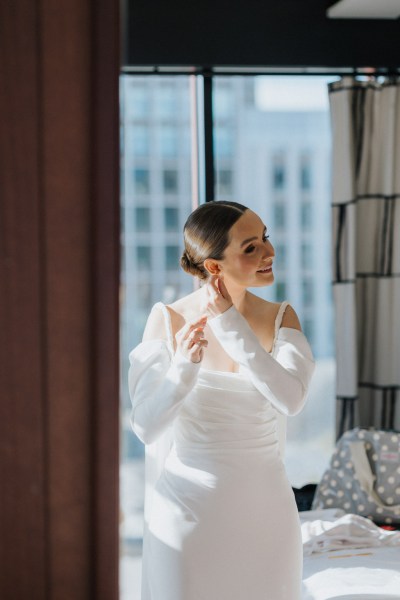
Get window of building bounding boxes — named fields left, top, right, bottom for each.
left=301, top=242, right=313, bottom=268
left=160, top=125, right=179, bottom=157
left=136, top=245, right=151, bottom=270
left=133, top=168, right=150, bottom=194
left=274, top=243, right=286, bottom=270
left=300, top=153, right=312, bottom=190
left=163, top=169, right=179, bottom=193
left=135, top=207, right=150, bottom=232
left=165, top=245, right=180, bottom=270
left=157, top=84, right=178, bottom=118
left=132, top=125, right=150, bottom=156
left=215, top=127, right=234, bottom=157
left=272, top=154, right=286, bottom=190
left=164, top=207, right=179, bottom=231
left=128, top=85, right=150, bottom=119
left=274, top=202, right=286, bottom=229
left=302, top=278, right=314, bottom=307
left=301, top=201, right=313, bottom=229
left=216, top=169, right=233, bottom=196
left=275, top=281, right=286, bottom=302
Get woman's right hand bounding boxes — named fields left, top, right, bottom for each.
left=175, top=316, right=208, bottom=363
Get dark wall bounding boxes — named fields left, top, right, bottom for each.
left=123, top=0, right=400, bottom=68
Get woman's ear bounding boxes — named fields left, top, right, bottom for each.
left=203, top=258, right=221, bottom=276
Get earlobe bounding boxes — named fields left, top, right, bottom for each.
left=203, top=258, right=221, bottom=276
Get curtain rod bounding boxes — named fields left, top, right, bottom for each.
left=120, top=66, right=400, bottom=77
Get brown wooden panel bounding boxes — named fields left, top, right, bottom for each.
left=0, top=2, right=47, bottom=599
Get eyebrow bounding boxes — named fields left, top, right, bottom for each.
left=240, top=226, right=267, bottom=248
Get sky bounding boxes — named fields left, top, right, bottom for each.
left=255, top=76, right=340, bottom=111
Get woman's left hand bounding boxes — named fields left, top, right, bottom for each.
left=204, top=275, right=233, bottom=318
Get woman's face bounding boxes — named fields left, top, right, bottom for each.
left=216, top=209, right=275, bottom=288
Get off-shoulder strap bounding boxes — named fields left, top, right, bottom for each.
left=271, top=301, right=290, bottom=354
left=153, top=302, right=174, bottom=352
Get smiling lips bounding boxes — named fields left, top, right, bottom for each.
left=257, top=264, right=273, bottom=273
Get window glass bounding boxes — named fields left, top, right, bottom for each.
left=120, top=76, right=195, bottom=599
left=274, top=202, right=286, bottom=229
left=272, top=154, right=286, bottom=190
left=274, top=243, right=286, bottom=270
left=301, top=201, right=313, bottom=229
left=160, top=125, right=179, bottom=157
left=135, top=207, right=150, bottom=232
left=216, top=168, right=233, bottom=196
left=136, top=245, right=151, bottom=269
left=164, top=207, right=179, bottom=231
left=163, top=169, right=178, bottom=193
left=165, top=245, right=180, bottom=270
left=133, top=168, right=150, bottom=194
left=300, top=153, right=312, bottom=190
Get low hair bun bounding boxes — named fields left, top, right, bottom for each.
left=180, top=250, right=207, bottom=280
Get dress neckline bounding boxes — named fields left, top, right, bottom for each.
left=153, top=300, right=291, bottom=376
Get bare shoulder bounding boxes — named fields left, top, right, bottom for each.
left=281, top=303, right=302, bottom=332
left=142, top=304, right=167, bottom=342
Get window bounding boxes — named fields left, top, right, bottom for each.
left=165, top=245, right=180, bottom=270
left=157, top=84, right=177, bottom=118
left=272, top=154, right=286, bottom=190
left=164, top=207, right=179, bottom=231
left=301, top=242, right=313, bottom=268
left=216, top=169, right=233, bottom=196
left=135, top=207, right=150, bottom=232
left=128, top=85, right=150, bottom=119
left=300, top=153, right=312, bottom=190
left=133, top=168, right=150, bottom=194
left=302, top=278, right=313, bottom=307
left=136, top=245, right=151, bottom=270
left=275, top=281, right=286, bottom=302
left=301, top=201, right=313, bottom=229
left=274, top=243, right=286, bottom=270
left=160, top=125, right=179, bottom=157
left=131, top=125, right=150, bottom=156
left=274, top=202, right=286, bottom=229
left=163, top=169, right=178, bottom=193
left=215, top=127, right=234, bottom=157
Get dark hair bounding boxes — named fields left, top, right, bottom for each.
left=180, top=200, right=248, bottom=280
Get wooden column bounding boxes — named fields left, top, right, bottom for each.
left=0, top=1, right=120, bottom=598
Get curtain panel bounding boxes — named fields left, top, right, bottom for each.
left=329, top=75, right=400, bottom=438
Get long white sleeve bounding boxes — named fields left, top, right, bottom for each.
left=208, top=305, right=315, bottom=416
left=128, top=340, right=201, bottom=444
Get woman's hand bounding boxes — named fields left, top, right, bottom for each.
left=175, top=316, right=208, bottom=363
left=204, top=275, right=233, bottom=318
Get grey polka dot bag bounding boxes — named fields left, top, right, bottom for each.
left=312, top=427, right=400, bottom=525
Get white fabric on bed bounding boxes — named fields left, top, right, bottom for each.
left=301, top=509, right=400, bottom=600
left=300, top=510, right=400, bottom=556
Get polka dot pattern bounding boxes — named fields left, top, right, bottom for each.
left=311, top=428, right=400, bottom=525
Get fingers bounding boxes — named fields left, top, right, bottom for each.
left=175, top=315, right=208, bottom=363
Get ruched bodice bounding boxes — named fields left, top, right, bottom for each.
left=173, top=369, right=281, bottom=456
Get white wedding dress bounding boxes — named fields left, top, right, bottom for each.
left=128, top=301, right=315, bottom=600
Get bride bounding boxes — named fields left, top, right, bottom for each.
left=129, top=200, right=315, bottom=599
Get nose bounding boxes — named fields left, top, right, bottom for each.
left=264, top=239, right=275, bottom=259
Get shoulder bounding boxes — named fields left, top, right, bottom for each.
left=142, top=303, right=168, bottom=342
left=281, top=302, right=302, bottom=332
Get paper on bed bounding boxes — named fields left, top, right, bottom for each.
left=301, top=511, right=400, bottom=556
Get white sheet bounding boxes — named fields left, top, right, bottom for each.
left=301, top=509, right=400, bottom=600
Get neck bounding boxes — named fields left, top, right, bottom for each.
left=225, top=279, right=248, bottom=312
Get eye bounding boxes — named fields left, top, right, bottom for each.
left=263, top=234, right=270, bottom=243
left=244, top=245, right=255, bottom=254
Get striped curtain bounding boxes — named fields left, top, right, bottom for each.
left=329, top=75, right=400, bottom=439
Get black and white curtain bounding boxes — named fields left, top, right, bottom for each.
left=329, top=75, right=400, bottom=439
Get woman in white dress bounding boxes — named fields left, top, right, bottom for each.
left=129, top=201, right=315, bottom=599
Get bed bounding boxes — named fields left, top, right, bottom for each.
left=300, top=508, right=400, bottom=600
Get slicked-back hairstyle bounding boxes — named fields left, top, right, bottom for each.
left=180, top=200, right=248, bottom=280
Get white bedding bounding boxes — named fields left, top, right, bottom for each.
left=300, top=509, right=400, bottom=600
